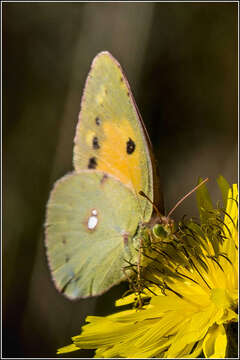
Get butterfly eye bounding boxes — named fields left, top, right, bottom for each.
left=152, top=224, right=168, bottom=239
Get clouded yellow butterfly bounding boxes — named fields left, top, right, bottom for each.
left=45, top=52, right=163, bottom=299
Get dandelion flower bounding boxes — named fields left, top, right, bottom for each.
left=58, top=181, right=238, bottom=358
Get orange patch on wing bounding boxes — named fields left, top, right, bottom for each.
left=97, top=119, right=142, bottom=192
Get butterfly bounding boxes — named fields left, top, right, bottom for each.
left=45, top=51, right=164, bottom=299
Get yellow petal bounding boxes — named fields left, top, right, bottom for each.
left=203, top=324, right=227, bottom=358
left=115, top=293, right=137, bottom=306
left=57, top=343, right=80, bottom=354
left=183, top=339, right=204, bottom=358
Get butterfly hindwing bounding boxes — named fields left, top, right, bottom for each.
left=46, top=171, right=142, bottom=299
left=73, top=52, right=154, bottom=222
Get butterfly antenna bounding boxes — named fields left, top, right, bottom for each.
left=167, top=178, right=209, bottom=218
left=139, top=191, right=162, bottom=218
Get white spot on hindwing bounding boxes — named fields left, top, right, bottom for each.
left=87, top=209, right=98, bottom=231
left=88, top=217, right=98, bottom=230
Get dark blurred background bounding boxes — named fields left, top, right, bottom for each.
left=3, top=2, right=237, bottom=358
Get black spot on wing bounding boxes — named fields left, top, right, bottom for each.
left=95, top=117, right=101, bottom=125
left=92, top=136, right=100, bottom=149
left=88, top=157, right=97, bottom=169
left=126, top=138, right=135, bottom=155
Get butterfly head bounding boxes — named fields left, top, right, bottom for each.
left=151, top=219, right=174, bottom=241
left=145, top=212, right=175, bottom=243
left=139, top=178, right=209, bottom=242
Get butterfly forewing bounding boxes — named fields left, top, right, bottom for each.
left=73, top=52, right=155, bottom=222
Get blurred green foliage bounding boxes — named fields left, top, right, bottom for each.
left=3, top=2, right=237, bottom=357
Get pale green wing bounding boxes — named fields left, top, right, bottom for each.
left=73, top=51, right=161, bottom=223
left=45, top=170, right=141, bottom=299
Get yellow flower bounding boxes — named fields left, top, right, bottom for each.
left=58, top=183, right=238, bottom=358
